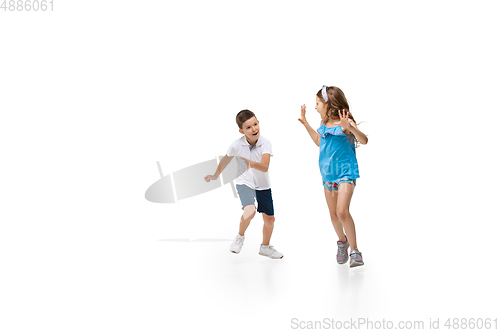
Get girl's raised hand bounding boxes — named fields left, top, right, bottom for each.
left=338, top=109, right=352, bottom=131
left=298, top=104, right=308, bottom=125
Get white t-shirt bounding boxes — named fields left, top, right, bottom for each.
left=226, top=135, right=273, bottom=190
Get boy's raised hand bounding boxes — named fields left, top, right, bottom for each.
left=298, top=104, right=308, bottom=125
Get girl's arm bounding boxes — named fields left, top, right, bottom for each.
left=298, top=104, right=320, bottom=147
left=347, top=122, right=368, bottom=145
left=338, top=109, right=368, bottom=145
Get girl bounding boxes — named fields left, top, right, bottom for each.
left=298, top=85, right=368, bottom=267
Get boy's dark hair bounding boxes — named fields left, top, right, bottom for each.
left=236, top=109, right=257, bottom=129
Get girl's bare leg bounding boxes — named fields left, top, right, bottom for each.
left=336, top=182, right=357, bottom=249
left=324, top=187, right=347, bottom=242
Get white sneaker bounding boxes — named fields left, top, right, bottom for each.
left=259, top=245, right=283, bottom=259
left=230, top=234, right=245, bottom=253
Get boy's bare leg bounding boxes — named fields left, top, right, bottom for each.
left=239, top=205, right=256, bottom=236
left=324, top=188, right=347, bottom=242
left=336, top=182, right=357, bottom=249
left=262, top=213, right=275, bottom=246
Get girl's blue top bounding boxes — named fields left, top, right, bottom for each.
left=317, top=123, right=360, bottom=183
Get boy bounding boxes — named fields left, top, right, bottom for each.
left=204, top=110, right=283, bottom=259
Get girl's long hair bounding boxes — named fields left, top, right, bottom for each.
left=316, top=86, right=359, bottom=147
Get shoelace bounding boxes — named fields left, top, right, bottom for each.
left=234, top=237, right=243, bottom=245
left=263, top=245, right=276, bottom=253
left=338, top=240, right=348, bottom=255
left=350, top=252, right=362, bottom=259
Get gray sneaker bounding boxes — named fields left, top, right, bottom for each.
left=259, top=245, right=283, bottom=259
left=349, top=249, right=364, bottom=268
left=337, top=238, right=349, bottom=264
left=230, top=234, right=245, bottom=254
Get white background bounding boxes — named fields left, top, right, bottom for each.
left=1, top=1, right=499, bottom=332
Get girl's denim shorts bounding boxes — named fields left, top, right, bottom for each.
left=323, top=179, right=356, bottom=191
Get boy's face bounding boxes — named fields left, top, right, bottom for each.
left=239, top=116, right=260, bottom=143
left=315, top=96, right=328, bottom=120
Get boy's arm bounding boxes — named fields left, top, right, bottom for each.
left=204, top=155, right=233, bottom=182
left=214, top=155, right=234, bottom=177
left=242, top=153, right=270, bottom=173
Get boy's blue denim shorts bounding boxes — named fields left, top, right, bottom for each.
left=236, top=184, right=274, bottom=216
left=323, top=179, right=356, bottom=191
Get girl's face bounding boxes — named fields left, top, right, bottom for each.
left=315, top=96, right=328, bottom=120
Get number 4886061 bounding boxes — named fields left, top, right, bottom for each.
left=1, top=0, right=54, bottom=11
